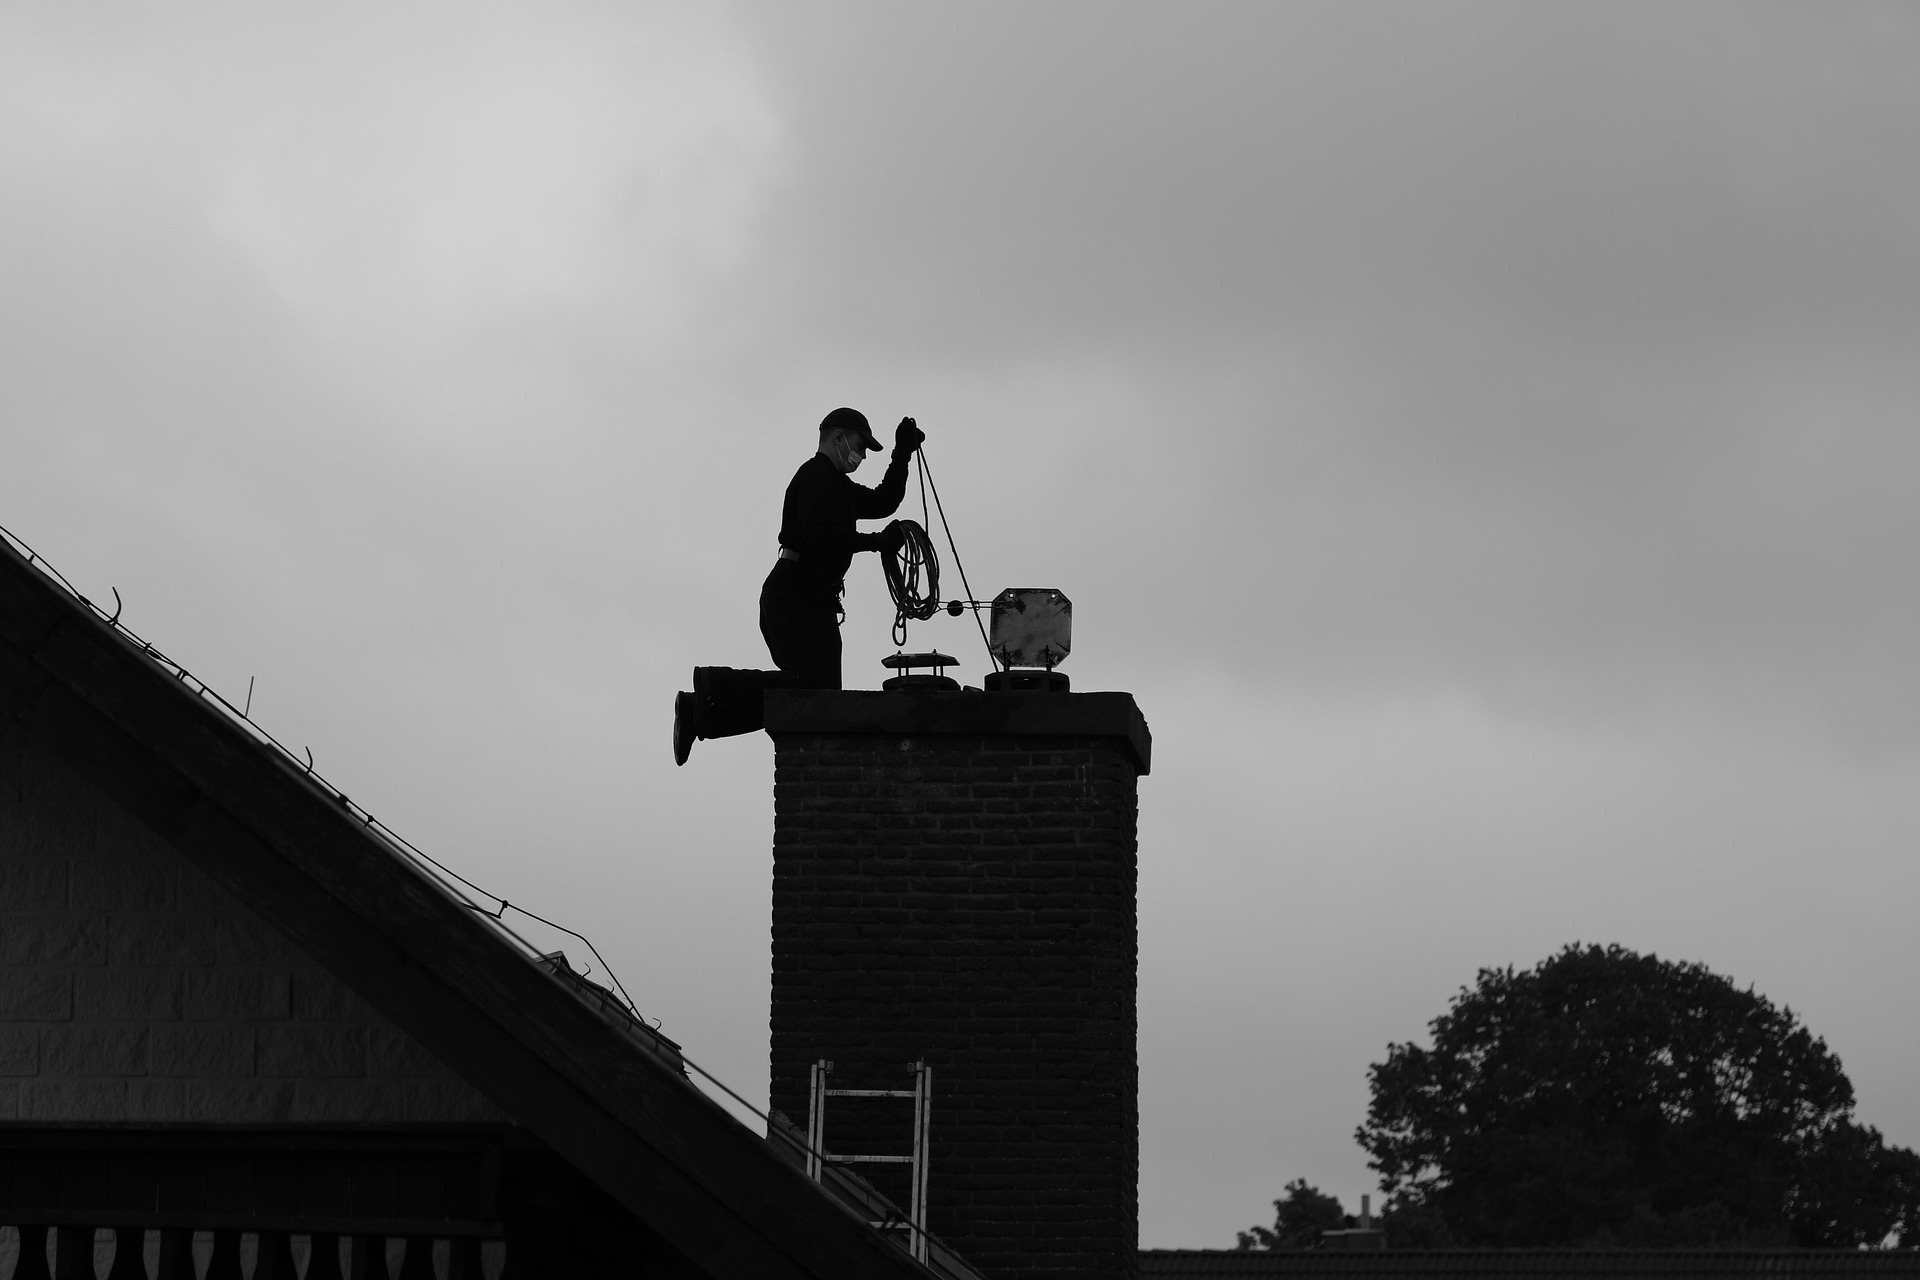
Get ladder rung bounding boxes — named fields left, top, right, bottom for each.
left=823, top=1088, right=918, bottom=1098
left=829, top=1154, right=915, bottom=1164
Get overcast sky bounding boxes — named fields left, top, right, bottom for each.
left=5, top=0, right=1920, bottom=1248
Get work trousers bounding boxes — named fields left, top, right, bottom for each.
left=696, top=562, right=842, bottom=740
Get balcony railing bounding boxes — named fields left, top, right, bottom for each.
left=0, top=1225, right=499, bottom=1279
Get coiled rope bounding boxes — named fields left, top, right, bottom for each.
left=882, top=518, right=940, bottom=647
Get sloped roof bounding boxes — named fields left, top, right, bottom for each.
left=0, top=537, right=934, bottom=1280
left=1140, top=1252, right=1920, bottom=1279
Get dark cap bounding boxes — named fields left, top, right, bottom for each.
left=819, top=406, right=883, bottom=452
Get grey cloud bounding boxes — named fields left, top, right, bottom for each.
left=747, top=3, right=1920, bottom=351
left=5, top=0, right=1920, bottom=1250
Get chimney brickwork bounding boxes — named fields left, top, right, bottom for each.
left=767, top=689, right=1150, bottom=1280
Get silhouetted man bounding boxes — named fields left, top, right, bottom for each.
left=674, top=407, right=926, bottom=764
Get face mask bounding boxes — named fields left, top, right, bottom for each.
left=836, top=435, right=863, bottom=470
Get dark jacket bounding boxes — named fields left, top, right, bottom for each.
left=775, top=450, right=911, bottom=593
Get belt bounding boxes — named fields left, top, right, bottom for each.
left=778, top=547, right=801, bottom=562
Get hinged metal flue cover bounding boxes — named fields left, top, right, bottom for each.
left=989, top=588, right=1072, bottom=669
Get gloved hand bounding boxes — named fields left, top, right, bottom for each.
left=894, top=417, right=925, bottom=455
left=876, top=520, right=907, bottom=555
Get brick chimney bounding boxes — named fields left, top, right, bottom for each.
left=766, top=688, right=1150, bottom=1280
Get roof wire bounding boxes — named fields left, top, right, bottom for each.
left=0, top=520, right=648, bottom=1029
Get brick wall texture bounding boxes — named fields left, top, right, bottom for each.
left=0, top=719, right=502, bottom=1125
left=771, top=730, right=1140, bottom=1280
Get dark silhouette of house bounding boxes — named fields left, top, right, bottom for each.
left=0, top=534, right=952, bottom=1278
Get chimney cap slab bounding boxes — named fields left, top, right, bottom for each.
left=764, top=688, right=1150, bottom=775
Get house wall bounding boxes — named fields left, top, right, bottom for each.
left=0, top=718, right=502, bottom=1125
left=768, top=693, right=1146, bottom=1280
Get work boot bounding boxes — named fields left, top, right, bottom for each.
left=673, top=692, right=697, bottom=766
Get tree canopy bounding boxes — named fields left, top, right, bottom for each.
left=1238, top=1180, right=1352, bottom=1250
left=1355, top=943, right=1920, bottom=1248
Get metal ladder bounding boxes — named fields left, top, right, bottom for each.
left=806, top=1059, right=933, bottom=1264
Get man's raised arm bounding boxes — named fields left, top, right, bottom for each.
left=851, top=417, right=924, bottom=518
